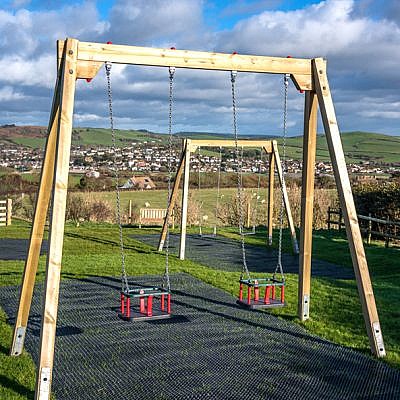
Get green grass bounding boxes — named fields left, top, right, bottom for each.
left=0, top=221, right=399, bottom=398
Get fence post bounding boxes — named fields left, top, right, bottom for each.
left=327, top=206, right=331, bottom=230
left=367, top=213, right=372, bottom=245
left=385, top=216, right=390, bottom=248
left=246, top=200, right=251, bottom=228
left=128, top=200, right=132, bottom=225
left=6, top=198, right=12, bottom=226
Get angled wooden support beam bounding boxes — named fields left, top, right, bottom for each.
left=313, top=58, right=385, bottom=357
left=35, top=38, right=78, bottom=400
left=10, top=64, right=63, bottom=357
left=179, top=139, right=191, bottom=260
left=266, top=149, right=275, bottom=246
left=272, top=141, right=299, bottom=255
left=158, top=140, right=187, bottom=251
left=298, top=90, right=318, bottom=321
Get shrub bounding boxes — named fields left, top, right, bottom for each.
left=66, top=194, right=113, bottom=223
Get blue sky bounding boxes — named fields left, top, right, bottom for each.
left=0, top=0, right=399, bottom=136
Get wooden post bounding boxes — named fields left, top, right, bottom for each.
left=272, top=141, right=299, bottom=254
left=298, top=90, right=318, bottom=321
left=179, top=140, right=191, bottom=260
left=6, top=198, right=12, bottom=226
left=158, top=141, right=186, bottom=251
left=327, top=206, right=331, bottom=230
left=128, top=200, right=132, bottom=225
left=313, top=57, right=385, bottom=357
left=267, top=151, right=275, bottom=246
left=385, top=216, right=390, bottom=248
left=367, top=213, right=372, bottom=245
left=246, top=199, right=251, bottom=228
left=35, top=38, right=78, bottom=400
left=10, top=57, right=63, bottom=357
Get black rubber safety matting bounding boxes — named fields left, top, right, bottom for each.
left=0, top=238, right=48, bottom=260
left=1, top=274, right=399, bottom=399
left=133, top=234, right=354, bottom=279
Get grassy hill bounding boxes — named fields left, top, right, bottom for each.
left=1, top=125, right=399, bottom=164
left=284, top=131, right=400, bottom=163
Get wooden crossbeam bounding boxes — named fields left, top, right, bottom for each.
left=58, top=40, right=313, bottom=90
left=188, top=139, right=273, bottom=152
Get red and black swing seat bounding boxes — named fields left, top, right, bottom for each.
left=237, top=277, right=285, bottom=309
left=119, top=287, right=171, bottom=321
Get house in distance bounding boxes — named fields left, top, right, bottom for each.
left=121, top=176, right=156, bottom=190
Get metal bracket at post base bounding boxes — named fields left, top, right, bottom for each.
left=372, top=321, right=386, bottom=357
left=10, top=326, right=26, bottom=356
left=302, top=294, right=310, bottom=320
left=37, top=367, right=51, bottom=400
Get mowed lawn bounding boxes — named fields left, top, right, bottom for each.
left=0, top=221, right=399, bottom=399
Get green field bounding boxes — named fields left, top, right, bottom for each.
left=0, top=220, right=399, bottom=398
left=284, top=131, right=400, bottom=163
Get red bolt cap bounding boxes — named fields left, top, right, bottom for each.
left=232, top=51, right=238, bottom=55
left=106, top=41, right=112, bottom=44
left=86, top=78, right=92, bottom=83
left=170, top=47, right=176, bottom=50
left=287, top=55, right=292, bottom=58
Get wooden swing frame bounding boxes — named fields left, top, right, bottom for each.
left=157, top=139, right=299, bottom=258
left=8, top=38, right=385, bottom=400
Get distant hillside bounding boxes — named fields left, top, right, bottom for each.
left=284, top=131, right=400, bottom=163
left=0, top=126, right=169, bottom=147
left=1, top=125, right=399, bottom=164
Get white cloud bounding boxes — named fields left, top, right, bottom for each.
left=0, top=86, right=26, bottom=101
left=0, top=0, right=399, bottom=135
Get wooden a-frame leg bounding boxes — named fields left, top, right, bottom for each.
left=313, top=58, right=385, bottom=357
left=35, top=38, right=78, bottom=400
left=267, top=151, right=275, bottom=246
left=272, top=141, right=299, bottom=254
left=179, top=141, right=191, bottom=260
left=298, top=90, right=318, bottom=321
left=10, top=71, right=62, bottom=357
left=158, top=142, right=186, bottom=251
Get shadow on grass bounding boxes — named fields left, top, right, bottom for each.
left=64, top=232, right=152, bottom=254
left=0, top=375, right=34, bottom=399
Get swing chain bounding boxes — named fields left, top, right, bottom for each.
left=275, top=74, right=289, bottom=280
left=215, top=146, right=222, bottom=225
left=163, top=66, right=175, bottom=291
left=105, top=62, right=129, bottom=293
left=231, top=70, right=250, bottom=280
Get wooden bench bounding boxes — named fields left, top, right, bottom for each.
left=139, top=208, right=174, bottom=229
left=0, top=199, right=12, bottom=226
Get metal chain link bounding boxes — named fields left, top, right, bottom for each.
left=231, top=70, right=250, bottom=279
left=163, top=66, right=175, bottom=291
left=105, top=62, right=129, bottom=293
left=253, top=147, right=263, bottom=226
left=274, top=74, right=289, bottom=280
left=197, top=146, right=203, bottom=234
left=214, top=146, right=222, bottom=226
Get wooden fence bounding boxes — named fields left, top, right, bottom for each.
left=0, top=199, right=12, bottom=226
left=327, top=207, right=400, bottom=247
